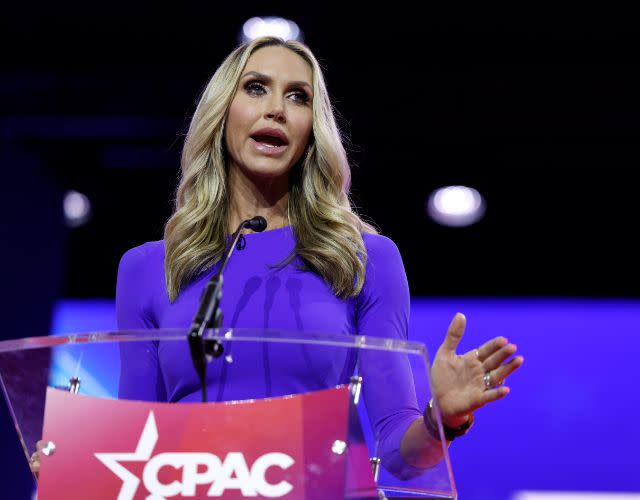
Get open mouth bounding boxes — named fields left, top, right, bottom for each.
left=250, top=134, right=288, bottom=147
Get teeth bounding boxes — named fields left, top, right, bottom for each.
left=255, top=140, right=283, bottom=148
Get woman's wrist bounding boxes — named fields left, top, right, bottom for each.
left=442, top=413, right=471, bottom=429
left=423, top=399, right=474, bottom=441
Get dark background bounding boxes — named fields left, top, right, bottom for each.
left=1, top=4, right=639, bottom=498
left=2, top=3, right=639, bottom=300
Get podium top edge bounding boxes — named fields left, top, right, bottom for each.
left=0, top=328, right=428, bottom=356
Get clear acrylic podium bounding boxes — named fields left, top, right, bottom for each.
left=0, top=329, right=457, bottom=499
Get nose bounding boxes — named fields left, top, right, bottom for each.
left=265, top=98, right=286, bottom=123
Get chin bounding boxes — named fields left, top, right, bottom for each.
left=245, top=157, right=296, bottom=176
left=244, top=164, right=292, bottom=181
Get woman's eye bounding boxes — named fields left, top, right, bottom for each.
left=289, top=91, right=310, bottom=105
left=245, top=81, right=266, bottom=96
left=244, top=81, right=310, bottom=104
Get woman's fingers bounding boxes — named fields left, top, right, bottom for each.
left=487, top=355, right=524, bottom=387
left=471, top=336, right=508, bottom=362
left=29, top=451, right=40, bottom=476
left=435, top=318, right=524, bottom=416
left=482, top=342, right=518, bottom=371
left=479, top=385, right=511, bottom=406
left=440, top=313, right=467, bottom=354
left=30, top=440, right=44, bottom=477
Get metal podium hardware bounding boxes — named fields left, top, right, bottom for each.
left=68, top=376, right=80, bottom=394
left=332, top=440, right=347, bottom=455
left=41, top=441, right=56, bottom=457
left=349, top=375, right=363, bottom=405
left=370, top=456, right=381, bottom=482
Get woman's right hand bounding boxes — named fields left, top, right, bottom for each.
left=29, top=440, right=44, bottom=478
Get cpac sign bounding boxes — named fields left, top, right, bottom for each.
left=95, top=412, right=295, bottom=499
left=38, top=386, right=355, bottom=499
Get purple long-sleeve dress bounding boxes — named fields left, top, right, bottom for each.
left=116, top=225, right=423, bottom=476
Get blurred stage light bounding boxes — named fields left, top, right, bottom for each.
left=241, top=17, right=303, bottom=42
left=426, top=185, right=486, bottom=227
left=63, top=190, right=92, bottom=228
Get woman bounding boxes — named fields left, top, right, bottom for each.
left=116, top=36, right=523, bottom=478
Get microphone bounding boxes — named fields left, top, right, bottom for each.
left=187, top=216, right=268, bottom=402
left=235, top=216, right=267, bottom=251
left=245, top=215, right=267, bottom=232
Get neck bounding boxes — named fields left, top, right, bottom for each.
left=228, top=166, right=290, bottom=233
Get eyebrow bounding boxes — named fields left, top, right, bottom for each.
left=241, top=71, right=312, bottom=91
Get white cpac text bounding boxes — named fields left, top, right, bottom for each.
left=143, top=451, right=295, bottom=498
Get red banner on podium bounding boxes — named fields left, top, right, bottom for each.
left=37, top=385, right=374, bottom=499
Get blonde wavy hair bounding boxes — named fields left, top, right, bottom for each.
left=164, top=36, right=377, bottom=302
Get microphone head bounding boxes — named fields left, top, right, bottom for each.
left=245, top=216, right=267, bottom=232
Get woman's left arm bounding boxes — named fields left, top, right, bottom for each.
left=357, top=235, right=524, bottom=473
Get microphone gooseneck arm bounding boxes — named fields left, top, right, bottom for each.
left=187, top=216, right=267, bottom=402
